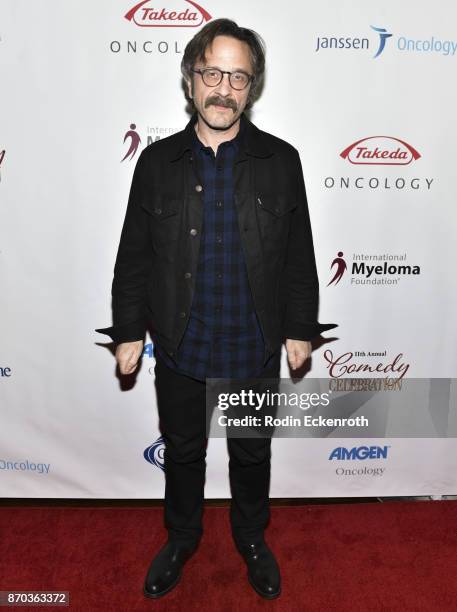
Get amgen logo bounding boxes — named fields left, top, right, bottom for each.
left=329, top=445, right=390, bottom=460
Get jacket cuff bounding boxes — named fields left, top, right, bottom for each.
left=283, top=321, right=338, bottom=341
left=95, top=320, right=146, bottom=344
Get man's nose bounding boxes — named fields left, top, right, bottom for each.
left=214, top=72, right=232, bottom=96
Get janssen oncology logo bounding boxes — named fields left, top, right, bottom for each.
left=324, top=136, right=434, bottom=191
left=315, top=24, right=457, bottom=58
left=144, top=436, right=165, bottom=471
left=316, top=25, right=392, bottom=58
left=124, top=0, right=212, bottom=28
left=329, top=445, right=389, bottom=460
left=327, top=251, right=421, bottom=287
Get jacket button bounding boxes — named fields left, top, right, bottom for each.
left=179, top=311, right=186, bottom=318
left=275, top=206, right=280, bottom=213
left=154, top=208, right=162, bottom=215
left=195, top=184, right=203, bottom=192
left=190, top=228, right=198, bottom=236
left=184, top=272, right=192, bottom=279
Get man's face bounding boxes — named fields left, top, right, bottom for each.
left=186, top=35, right=253, bottom=130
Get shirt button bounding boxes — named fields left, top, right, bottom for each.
left=184, top=272, right=192, bottom=279
left=195, top=184, right=203, bottom=192
left=179, top=311, right=186, bottom=318
left=190, top=228, right=198, bottom=236
left=216, top=235, right=222, bottom=243
left=216, top=201, right=223, bottom=208
left=216, top=272, right=222, bottom=279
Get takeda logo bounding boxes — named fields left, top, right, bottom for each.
left=324, top=136, right=434, bottom=191
left=340, top=136, right=421, bottom=166
left=124, top=0, right=212, bottom=27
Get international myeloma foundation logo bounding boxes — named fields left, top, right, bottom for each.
left=327, top=251, right=421, bottom=287
left=124, top=0, right=212, bottom=27
left=340, top=136, right=421, bottom=166
left=0, top=149, right=5, bottom=182
left=328, top=251, right=347, bottom=286
left=122, top=124, right=141, bottom=161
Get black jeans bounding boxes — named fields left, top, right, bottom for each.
left=153, top=349, right=281, bottom=548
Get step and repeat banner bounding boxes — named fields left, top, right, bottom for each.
left=1, top=0, right=456, bottom=498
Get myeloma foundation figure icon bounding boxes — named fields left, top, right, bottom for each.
left=121, top=124, right=141, bottom=162
left=328, top=251, right=347, bottom=286
left=0, top=149, right=5, bottom=181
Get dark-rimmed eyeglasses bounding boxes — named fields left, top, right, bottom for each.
left=191, top=68, right=253, bottom=91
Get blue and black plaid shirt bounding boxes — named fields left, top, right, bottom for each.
left=153, top=117, right=269, bottom=381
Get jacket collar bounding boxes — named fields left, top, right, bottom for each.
left=169, top=111, right=272, bottom=161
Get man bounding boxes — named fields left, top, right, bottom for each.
left=96, top=18, right=337, bottom=599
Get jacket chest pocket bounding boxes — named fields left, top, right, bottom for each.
left=141, top=195, right=181, bottom=249
left=256, top=193, right=297, bottom=241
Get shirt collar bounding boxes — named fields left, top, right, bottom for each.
left=169, top=110, right=271, bottom=161
left=191, top=112, right=245, bottom=155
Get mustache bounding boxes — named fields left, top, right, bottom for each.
left=205, top=96, right=237, bottom=112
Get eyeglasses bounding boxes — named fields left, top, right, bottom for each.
left=191, top=68, right=253, bottom=90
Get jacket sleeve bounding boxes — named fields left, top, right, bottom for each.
left=282, top=149, right=338, bottom=341
left=95, top=150, right=152, bottom=344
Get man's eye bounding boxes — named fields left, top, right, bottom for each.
left=207, top=70, right=219, bottom=78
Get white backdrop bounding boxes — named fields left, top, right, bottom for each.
left=1, top=0, right=456, bottom=498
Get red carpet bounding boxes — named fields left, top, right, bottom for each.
left=0, top=501, right=456, bottom=611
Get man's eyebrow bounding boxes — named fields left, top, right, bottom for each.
left=202, top=64, right=250, bottom=73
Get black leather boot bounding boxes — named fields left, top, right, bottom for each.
left=143, top=539, right=198, bottom=598
left=235, top=539, right=281, bottom=599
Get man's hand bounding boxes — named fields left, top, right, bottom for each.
left=285, top=338, right=312, bottom=370
left=115, top=340, right=144, bottom=375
